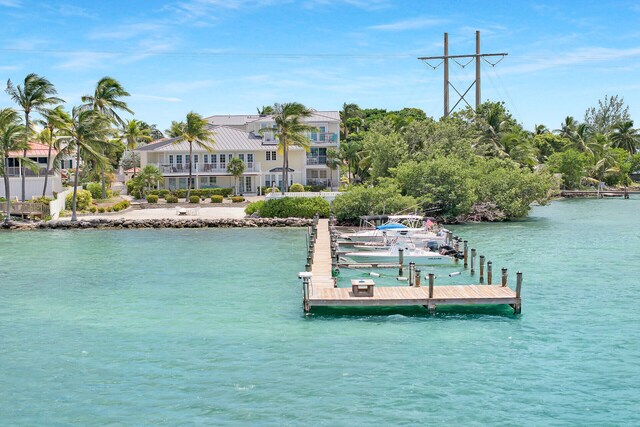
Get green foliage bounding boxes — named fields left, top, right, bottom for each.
left=231, top=196, right=245, bottom=203
left=289, top=183, right=305, bottom=192
left=146, top=194, right=159, bottom=203
left=257, top=197, right=330, bottom=218
left=166, top=195, right=178, bottom=203
left=86, top=182, right=105, bottom=200
left=333, top=182, right=417, bottom=223
left=112, top=200, right=130, bottom=211
left=210, top=195, right=223, bottom=203
left=264, top=187, right=280, bottom=194
left=189, top=195, right=200, bottom=204
left=245, top=200, right=265, bottom=215
left=31, top=196, right=53, bottom=205
left=173, top=188, right=232, bottom=198
left=546, top=149, right=590, bottom=189
left=66, top=189, right=92, bottom=211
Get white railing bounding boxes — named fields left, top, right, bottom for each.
left=153, top=162, right=261, bottom=174
left=266, top=191, right=342, bottom=202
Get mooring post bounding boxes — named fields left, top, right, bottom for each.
left=479, top=255, right=485, bottom=284
left=299, top=272, right=312, bottom=313
left=463, top=240, right=468, bottom=268
left=516, top=271, right=522, bottom=298
left=501, top=268, right=508, bottom=287
left=305, top=263, right=311, bottom=272
left=398, top=248, right=404, bottom=276
left=408, top=262, right=416, bottom=286
left=487, top=261, right=493, bottom=285
left=428, top=273, right=435, bottom=298
left=470, top=248, right=476, bottom=274
left=415, top=269, right=421, bottom=287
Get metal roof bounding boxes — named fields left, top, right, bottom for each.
left=9, top=142, right=59, bottom=158
left=206, top=110, right=340, bottom=126
left=134, top=126, right=303, bottom=153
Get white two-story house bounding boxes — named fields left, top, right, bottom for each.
left=136, top=109, right=340, bottom=194
left=1, top=142, right=63, bottom=200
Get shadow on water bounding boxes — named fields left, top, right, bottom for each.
left=305, top=304, right=517, bottom=320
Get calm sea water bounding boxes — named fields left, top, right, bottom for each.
left=1, top=199, right=639, bottom=426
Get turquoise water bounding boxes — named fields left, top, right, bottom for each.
left=1, top=199, right=639, bottom=425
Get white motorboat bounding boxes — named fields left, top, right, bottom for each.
left=341, top=244, right=454, bottom=265
left=340, top=215, right=448, bottom=245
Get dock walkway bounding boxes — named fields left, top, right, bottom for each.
left=301, top=217, right=522, bottom=314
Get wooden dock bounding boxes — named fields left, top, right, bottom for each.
left=300, top=216, right=522, bottom=314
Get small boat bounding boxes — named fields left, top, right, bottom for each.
left=341, top=244, right=454, bottom=265
left=340, top=215, right=448, bottom=245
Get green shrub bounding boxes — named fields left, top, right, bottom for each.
left=112, top=200, right=130, bottom=212
left=289, top=183, right=304, bottom=192
left=146, top=194, right=159, bottom=204
left=189, top=195, right=200, bottom=204
left=304, top=184, right=326, bottom=192
left=333, top=183, right=417, bottom=224
left=88, top=206, right=97, bottom=213
left=158, top=189, right=170, bottom=199
left=173, top=189, right=187, bottom=198
left=98, top=207, right=106, bottom=213
left=211, top=187, right=233, bottom=197
left=258, top=197, right=330, bottom=218
left=31, top=196, right=53, bottom=204
left=231, top=196, right=245, bottom=203
left=106, top=206, right=113, bottom=212
left=86, top=182, right=103, bottom=199
left=210, top=195, right=223, bottom=203
left=245, top=200, right=265, bottom=215
left=65, top=189, right=93, bottom=211
left=166, top=195, right=178, bottom=203
left=265, top=187, right=280, bottom=194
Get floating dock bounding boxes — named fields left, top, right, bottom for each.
left=300, top=217, right=522, bottom=314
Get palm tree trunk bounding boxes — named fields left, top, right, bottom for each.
left=101, top=147, right=106, bottom=199
left=186, top=142, right=193, bottom=200
left=22, top=111, right=29, bottom=202
left=4, top=155, right=11, bottom=223
left=42, top=140, right=52, bottom=197
left=71, top=149, right=81, bottom=222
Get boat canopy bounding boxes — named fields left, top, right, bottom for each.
left=376, top=223, right=408, bottom=230
left=359, top=215, right=390, bottom=221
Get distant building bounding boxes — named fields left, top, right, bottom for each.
left=1, top=142, right=63, bottom=199
left=136, top=110, right=341, bottom=194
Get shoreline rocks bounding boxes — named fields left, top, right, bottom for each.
left=0, top=217, right=313, bottom=231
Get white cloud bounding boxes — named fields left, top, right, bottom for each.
left=131, top=94, right=182, bottom=103
left=368, top=17, right=447, bottom=32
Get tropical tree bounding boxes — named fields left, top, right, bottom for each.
left=340, top=138, right=363, bottom=183
left=81, top=77, right=132, bottom=198
left=584, top=95, right=631, bottom=134
left=36, top=106, right=70, bottom=197
left=138, top=164, right=164, bottom=193
left=340, top=103, right=361, bottom=140
left=5, top=73, right=63, bottom=201
left=555, top=116, right=578, bottom=140
left=226, top=157, right=246, bottom=195
left=609, top=120, right=639, bottom=155
left=0, top=108, right=27, bottom=222
left=261, top=102, right=316, bottom=192
left=165, top=120, right=185, bottom=138
left=172, top=112, right=215, bottom=199
left=59, top=107, right=111, bottom=221
left=138, top=121, right=164, bottom=140
left=256, top=105, right=274, bottom=115
left=120, top=119, right=152, bottom=176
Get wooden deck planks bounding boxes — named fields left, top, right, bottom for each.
left=310, top=219, right=336, bottom=290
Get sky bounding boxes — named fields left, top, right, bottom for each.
left=1, top=0, right=640, bottom=134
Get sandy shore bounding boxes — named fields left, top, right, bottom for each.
left=61, top=206, right=249, bottom=221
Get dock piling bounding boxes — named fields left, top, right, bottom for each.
left=514, top=271, right=523, bottom=314
left=463, top=240, right=468, bottom=268
left=470, top=248, right=476, bottom=274
left=415, top=269, right=421, bottom=287
left=408, top=262, right=416, bottom=286
left=501, top=268, right=508, bottom=287
left=479, top=255, right=485, bottom=284
left=398, top=248, right=404, bottom=276
left=428, top=273, right=435, bottom=298
left=487, top=261, right=493, bottom=285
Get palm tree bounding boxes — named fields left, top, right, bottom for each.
left=609, top=120, right=639, bottom=155
left=5, top=73, right=63, bottom=201
left=82, top=77, right=132, bottom=198
left=262, top=103, right=316, bottom=192
left=59, top=107, right=111, bottom=221
left=138, top=164, right=164, bottom=193
left=36, top=106, right=70, bottom=197
left=340, top=103, right=361, bottom=140
left=165, top=120, right=185, bottom=138
left=120, top=119, right=152, bottom=177
left=172, top=112, right=215, bottom=200
left=226, top=157, right=246, bottom=195
left=0, top=108, right=26, bottom=222
left=257, top=105, right=274, bottom=115
left=555, top=116, right=578, bottom=140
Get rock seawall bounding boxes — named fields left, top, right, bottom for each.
left=1, top=218, right=312, bottom=231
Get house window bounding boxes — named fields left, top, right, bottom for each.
left=220, top=154, right=226, bottom=169
left=228, top=154, right=233, bottom=161
left=169, top=155, right=174, bottom=164
left=194, top=155, right=199, bottom=164
left=266, top=151, right=271, bottom=161
left=204, top=154, right=208, bottom=163
left=176, top=155, right=183, bottom=164
left=239, top=154, right=245, bottom=162
left=185, top=155, right=190, bottom=164
left=247, top=153, right=254, bottom=163
left=211, top=154, right=217, bottom=168
left=266, top=151, right=277, bottom=161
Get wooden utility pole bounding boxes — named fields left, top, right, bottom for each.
left=418, top=31, right=507, bottom=117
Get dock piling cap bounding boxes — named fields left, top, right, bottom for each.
left=298, top=272, right=313, bottom=279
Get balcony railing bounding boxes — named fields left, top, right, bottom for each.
left=6, top=166, right=55, bottom=177
left=308, top=132, right=338, bottom=144
left=154, top=162, right=261, bottom=174
left=306, top=156, right=328, bottom=166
